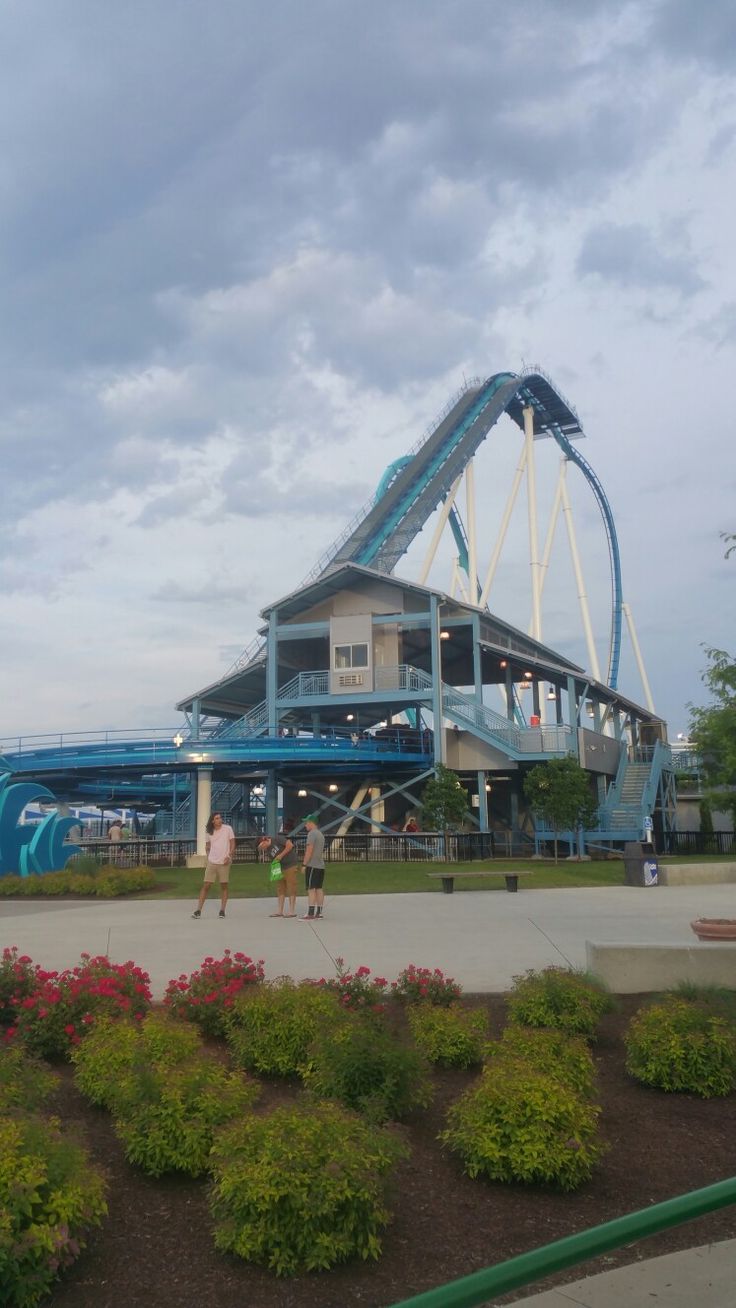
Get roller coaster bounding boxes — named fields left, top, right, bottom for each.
left=0, top=367, right=675, bottom=854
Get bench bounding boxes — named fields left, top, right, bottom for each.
left=427, top=870, right=532, bottom=894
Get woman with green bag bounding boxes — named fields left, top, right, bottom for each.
left=257, top=832, right=299, bottom=917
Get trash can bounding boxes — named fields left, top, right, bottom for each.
left=623, top=841, right=658, bottom=887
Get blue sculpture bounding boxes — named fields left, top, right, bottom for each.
left=0, top=774, right=81, bottom=876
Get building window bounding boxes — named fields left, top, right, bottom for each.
left=334, top=643, right=369, bottom=670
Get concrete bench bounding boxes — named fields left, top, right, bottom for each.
left=427, top=870, right=533, bottom=894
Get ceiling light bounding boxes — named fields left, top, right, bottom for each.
left=440, top=630, right=450, bottom=640
left=499, top=659, right=507, bottom=668
left=346, top=714, right=354, bottom=721
left=518, top=680, right=531, bottom=690
left=328, top=784, right=339, bottom=793
left=524, top=670, right=533, bottom=678
left=547, top=688, right=556, bottom=700
left=485, top=783, right=492, bottom=792
left=298, top=789, right=307, bottom=798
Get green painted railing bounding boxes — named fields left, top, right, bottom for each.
left=389, top=1175, right=736, bottom=1308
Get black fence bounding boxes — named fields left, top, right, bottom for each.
left=659, top=830, right=735, bottom=857
left=73, top=832, right=502, bottom=866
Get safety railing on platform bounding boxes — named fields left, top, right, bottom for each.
left=375, top=665, right=434, bottom=692
left=442, top=687, right=522, bottom=750
left=389, top=1175, right=736, bottom=1308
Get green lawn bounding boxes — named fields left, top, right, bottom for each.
left=138, top=858, right=628, bottom=900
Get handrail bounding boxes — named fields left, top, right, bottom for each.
left=389, top=1174, right=736, bottom=1308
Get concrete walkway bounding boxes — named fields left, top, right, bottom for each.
left=2, top=883, right=734, bottom=1308
left=2, top=881, right=735, bottom=997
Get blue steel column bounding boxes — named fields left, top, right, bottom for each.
left=267, top=609, right=278, bottom=735
left=477, top=771, right=489, bottom=832
left=191, top=698, right=201, bottom=740
left=471, top=613, right=482, bottom=702
left=266, top=770, right=278, bottom=833
left=430, top=595, right=445, bottom=766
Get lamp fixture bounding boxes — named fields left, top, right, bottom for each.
left=328, top=784, right=339, bottom=793
left=440, top=630, right=450, bottom=640
left=346, top=714, right=354, bottom=722
left=547, top=687, right=556, bottom=701
left=518, top=680, right=531, bottom=690
left=485, top=783, right=492, bottom=792
left=297, top=789, right=307, bottom=798
left=524, top=670, right=533, bottom=678
left=173, top=732, right=183, bottom=747
left=499, top=659, right=507, bottom=668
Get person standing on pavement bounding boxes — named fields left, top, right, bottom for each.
left=257, top=831, right=299, bottom=917
left=301, top=815, right=326, bottom=920
left=192, top=812, right=235, bottom=919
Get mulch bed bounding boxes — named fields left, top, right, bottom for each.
left=47, top=995, right=736, bottom=1308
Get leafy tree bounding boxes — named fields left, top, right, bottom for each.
left=420, top=764, right=469, bottom=835
left=523, top=757, right=598, bottom=862
left=689, top=646, right=736, bottom=827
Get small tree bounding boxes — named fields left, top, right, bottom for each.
left=523, top=757, right=598, bottom=862
left=420, top=764, right=469, bottom=840
left=689, top=646, right=736, bottom=829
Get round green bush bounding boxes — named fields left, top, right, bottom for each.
left=72, top=1013, right=203, bottom=1108
left=0, top=1114, right=107, bottom=1307
left=224, top=980, right=339, bottom=1076
left=209, top=1102, right=407, bottom=1275
left=487, top=1025, right=596, bottom=1098
left=407, top=1003, right=488, bottom=1068
left=113, top=1057, right=259, bottom=1177
left=442, top=1060, right=603, bottom=1190
left=625, top=998, right=736, bottom=1097
left=507, top=968, right=611, bottom=1038
left=303, top=1014, right=433, bottom=1122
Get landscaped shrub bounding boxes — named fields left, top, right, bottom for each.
left=392, top=964, right=462, bottom=1007
left=318, top=957, right=389, bottom=1013
left=407, top=1004, right=488, bottom=1068
left=209, top=1102, right=407, bottom=1275
left=0, top=1044, right=58, bottom=1111
left=625, top=998, right=736, bottom=1097
left=0, top=1113, right=107, bottom=1307
left=225, top=980, right=339, bottom=1076
left=507, top=968, right=611, bottom=1038
left=72, top=1013, right=203, bottom=1109
left=0, top=866, right=156, bottom=897
left=0, top=947, right=40, bottom=1028
left=303, top=1014, right=433, bottom=1122
left=164, top=950, right=265, bottom=1038
left=441, top=1060, right=603, bottom=1190
left=11, top=954, right=152, bottom=1059
left=112, top=1058, right=259, bottom=1177
left=487, top=1025, right=596, bottom=1098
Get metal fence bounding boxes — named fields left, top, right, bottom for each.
left=660, top=830, right=735, bottom=856
left=73, top=832, right=502, bottom=866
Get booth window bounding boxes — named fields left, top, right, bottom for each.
left=334, top=643, right=369, bottom=670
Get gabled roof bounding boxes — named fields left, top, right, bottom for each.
left=260, top=563, right=446, bottom=622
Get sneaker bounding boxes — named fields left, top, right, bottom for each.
left=191, top=909, right=201, bottom=919
left=300, top=913, right=315, bottom=920
left=218, top=909, right=226, bottom=918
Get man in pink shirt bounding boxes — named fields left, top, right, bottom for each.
left=192, top=812, right=235, bottom=919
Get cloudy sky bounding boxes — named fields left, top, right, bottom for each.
left=1, top=0, right=734, bottom=741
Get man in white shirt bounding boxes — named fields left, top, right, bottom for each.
left=192, top=812, right=235, bottom=919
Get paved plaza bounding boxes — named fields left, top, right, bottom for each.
left=2, top=880, right=734, bottom=998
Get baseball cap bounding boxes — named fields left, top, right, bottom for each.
left=303, top=813, right=318, bottom=823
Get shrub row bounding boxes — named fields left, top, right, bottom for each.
left=0, top=865, right=156, bottom=897
left=1, top=1045, right=107, bottom=1307
left=442, top=969, right=608, bottom=1190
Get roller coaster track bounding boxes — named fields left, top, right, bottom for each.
left=307, top=369, right=623, bottom=689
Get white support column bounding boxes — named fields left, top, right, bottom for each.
left=418, top=477, right=462, bottom=585
left=465, top=460, right=479, bottom=605
left=523, top=405, right=542, bottom=642
left=560, top=461, right=602, bottom=682
left=369, top=786, right=384, bottom=833
left=195, top=767, right=212, bottom=856
left=623, top=602, right=656, bottom=713
left=538, top=459, right=565, bottom=605
left=480, top=446, right=527, bottom=607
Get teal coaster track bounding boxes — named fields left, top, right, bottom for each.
left=308, top=369, right=624, bottom=690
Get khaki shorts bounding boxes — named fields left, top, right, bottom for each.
left=204, top=860, right=230, bottom=885
left=276, top=864, right=298, bottom=896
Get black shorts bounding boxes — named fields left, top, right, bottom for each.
left=305, top=865, right=325, bottom=890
